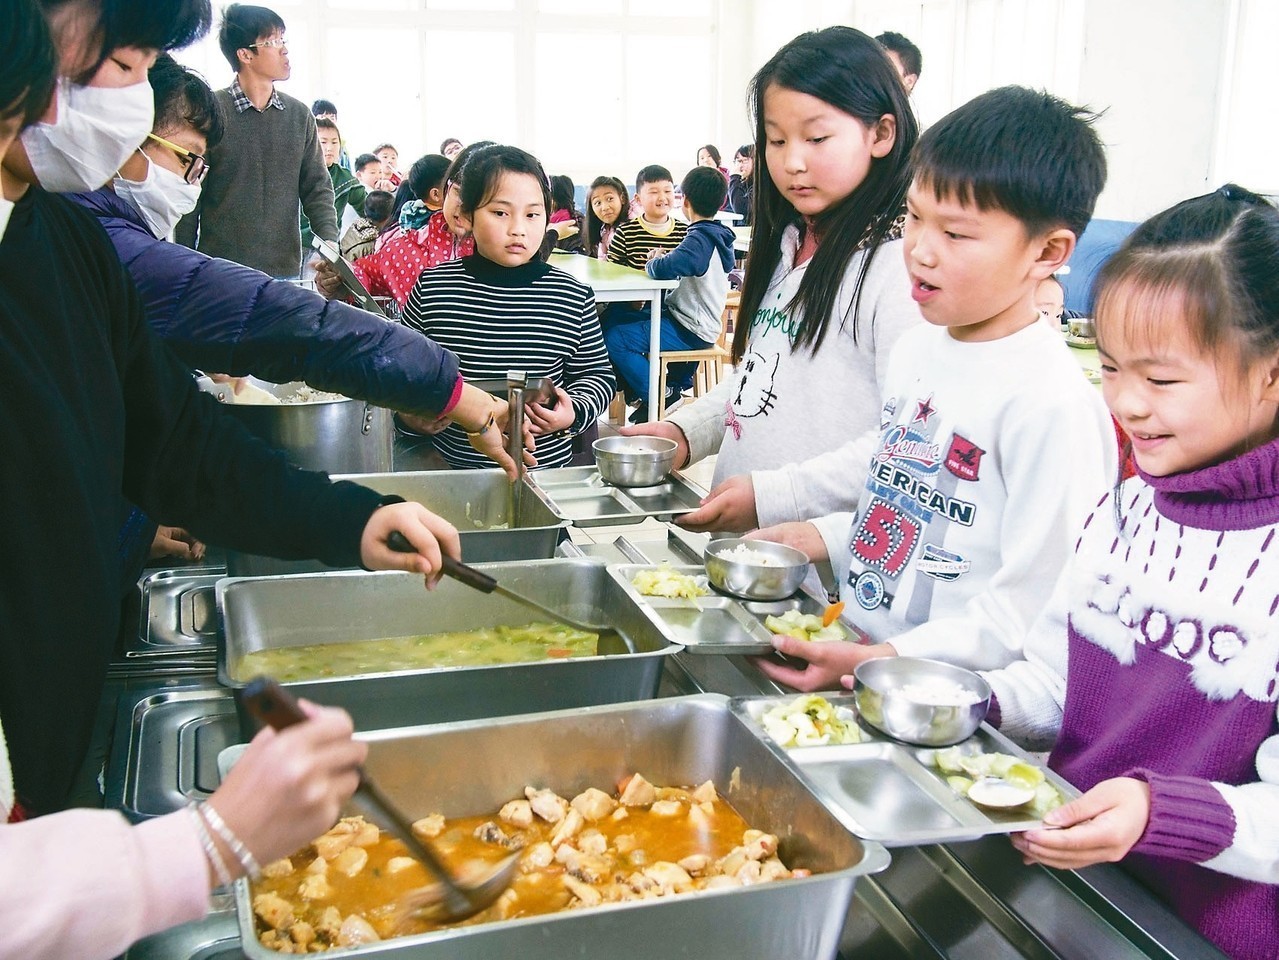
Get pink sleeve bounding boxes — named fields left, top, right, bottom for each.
left=0, top=808, right=210, bottom=960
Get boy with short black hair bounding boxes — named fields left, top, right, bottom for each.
left=302, top=116, right=366, bottom=243
left=603, top=166, right=735, bottom=421
left=731, top=86, right=1117, bottom=689
left=341, top=189, right=394, bottom=261
left=310, top=98, right=350, bottom=170
left=176, top=3, right=337, bottom=278
left=876, top=31, right=922, bottom=93
left=607, top=163, right=688, bottom=270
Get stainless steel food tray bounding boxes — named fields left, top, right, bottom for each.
left=731, top=694, right=1080, bottom=846
left=103, top=681, right=238, bottom=821
left=226, top=469, right=570, bottom=576
left=226, top=693, right=890, bottom=960
left=216, top=558, right=678, bottom=734
left=607, top=563, right=830, bottom=655
left=129, top=569, right=224, bottom=659
left=524, top=465, right=705, bottom=527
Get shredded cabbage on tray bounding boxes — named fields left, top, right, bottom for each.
left=762, top=609, right=847, bottom=643
left=931, top=747, right=1064, bottom=815
left=760, top=695, right=862, bottom=747
left=631, top=564, right=710, bottom=599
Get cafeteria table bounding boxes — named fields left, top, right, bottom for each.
left=548, top=254, right=679, bottom=422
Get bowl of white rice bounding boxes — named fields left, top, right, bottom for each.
left=592, top=435, right=678, bottom=487
left=703, top=537, right=809, bottom=600
left=852, top=657, right=991, bottom=746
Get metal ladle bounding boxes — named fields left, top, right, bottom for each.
left=239, top=677, right=520, bottom=923
left=502, top=371, right=556, bottom=527
left=386, top=533, right=609, bottom=632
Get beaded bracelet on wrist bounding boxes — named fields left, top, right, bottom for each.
left=199, top=802, right=262, bottom=879
left=186, top=802, right=233, bottom=889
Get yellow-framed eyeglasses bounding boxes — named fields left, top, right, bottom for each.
left=146, top=133, right=209, bottom=185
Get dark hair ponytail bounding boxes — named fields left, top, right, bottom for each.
left=733, top=26, right=917, bottom=364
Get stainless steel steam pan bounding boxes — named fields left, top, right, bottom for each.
left=732, top=694, right=1081, bottom=846
left=227, top=693, right=890, bottom=960
left=128, top=569, right=224, bottom=659
left=524, top=465, right=705, bottom=527
left=226, top=469, right=569, bottom=576
left=216, top=559, right=677, bottom=733
left=608, top=563, right=834, bottom=655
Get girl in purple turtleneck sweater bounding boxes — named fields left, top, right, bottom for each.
left=983, top=184, right=1279, bottom=960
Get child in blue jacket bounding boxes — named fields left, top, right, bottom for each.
left=603, top=166, right=736, bottom=421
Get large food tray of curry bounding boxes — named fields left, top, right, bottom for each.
left=226, top=694, right=889, bottom=960
left=216, top=559, right=678, bottom=735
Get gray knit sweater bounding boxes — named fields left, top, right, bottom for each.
left=176, top=85, right=336, bottom=278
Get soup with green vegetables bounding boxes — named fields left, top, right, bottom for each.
left=235, top=622, right=598, bottom=681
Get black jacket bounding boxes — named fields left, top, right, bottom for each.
left=0, top=188, right=385, bottom=813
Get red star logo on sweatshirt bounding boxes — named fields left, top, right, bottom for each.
left=914, top=394, right=936, bottom=424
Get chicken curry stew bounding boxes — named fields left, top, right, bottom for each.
left=250, top=773, right=811, bottom=953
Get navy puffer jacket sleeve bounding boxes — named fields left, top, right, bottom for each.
left=70, top=188, right=460, bottom=417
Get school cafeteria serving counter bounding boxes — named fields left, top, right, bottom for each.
left=114, top=528, right=1225, bottom=960
left=548, top=253, right=679, bottom=422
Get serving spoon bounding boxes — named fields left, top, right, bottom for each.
left=965, top=776, right=1036, bottom=809
left=386, top=532, right=609, bottom=633
left=239, top=677, right=520, bottom=923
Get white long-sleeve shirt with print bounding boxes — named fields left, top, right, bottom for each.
left=808, top=321, right=1116, bottom=670
left=664, top=224, right=922, bottom=510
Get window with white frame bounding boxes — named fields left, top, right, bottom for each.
left=175, top=0, right=720, bottom=189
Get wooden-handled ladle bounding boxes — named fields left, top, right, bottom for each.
left=239, top=677, right=519, bottom=924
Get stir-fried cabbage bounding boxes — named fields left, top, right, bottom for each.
left=761, top=695, right=862, bottom=747
left=631, top=564, right=710, bottom=599
left=762, top=609, right=847, bottom=643
left=931, top=748, right=1063, bottom=815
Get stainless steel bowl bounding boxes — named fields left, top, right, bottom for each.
left=1068, top=317, right=1096, bottom=339
left=704, top=537, right=809, bottom=601
left=852, top=657, right=991, bottom=746
left=592, top=435, right=677, bottom=487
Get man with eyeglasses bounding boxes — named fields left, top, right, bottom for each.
left=175, top=3, right=337, bottom=279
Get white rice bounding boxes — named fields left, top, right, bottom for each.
left=717, top=543, right=783, bottom=567
left=282, top=385, right=345, bottom=404
left=899, top=679, right=984, bottom=707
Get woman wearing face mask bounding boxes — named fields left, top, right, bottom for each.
left=67, top=54, right=521, bottom=477
left=0, top=0, right=472, bottom=911
left=0, top=4, right=383, bottom=958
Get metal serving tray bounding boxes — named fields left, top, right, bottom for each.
left=216, top=558, right=678, bottom=734
left=103, top=681, right=238, bottom=821
left=607, top=563, right=831, bottom=655
left=732, top=694, right=1081, bottom=846
left=226, top=469, right=570, bottom=576
left=226, top=694, right=890, bottom=960
left=524, top=465, right=705, bottom=527
left=129, top=569, right=225, bottom=659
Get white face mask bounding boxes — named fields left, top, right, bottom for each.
left=20, top=78, right=155, bottom=193
left=0, top=197, right=13, bottom=246
left=114, top=153, right=200, bottom=239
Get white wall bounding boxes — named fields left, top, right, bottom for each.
left=1078, top=0, right=1228, bottom=220
left=176, top=0, right=1252, bottom=222
left=717, top=0, right=1237, bottom=224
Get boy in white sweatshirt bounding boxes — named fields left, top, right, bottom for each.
left=750, top=86, right=1118, bottom=690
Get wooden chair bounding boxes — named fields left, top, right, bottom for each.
left=655, top=292, right=738, bottom=421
